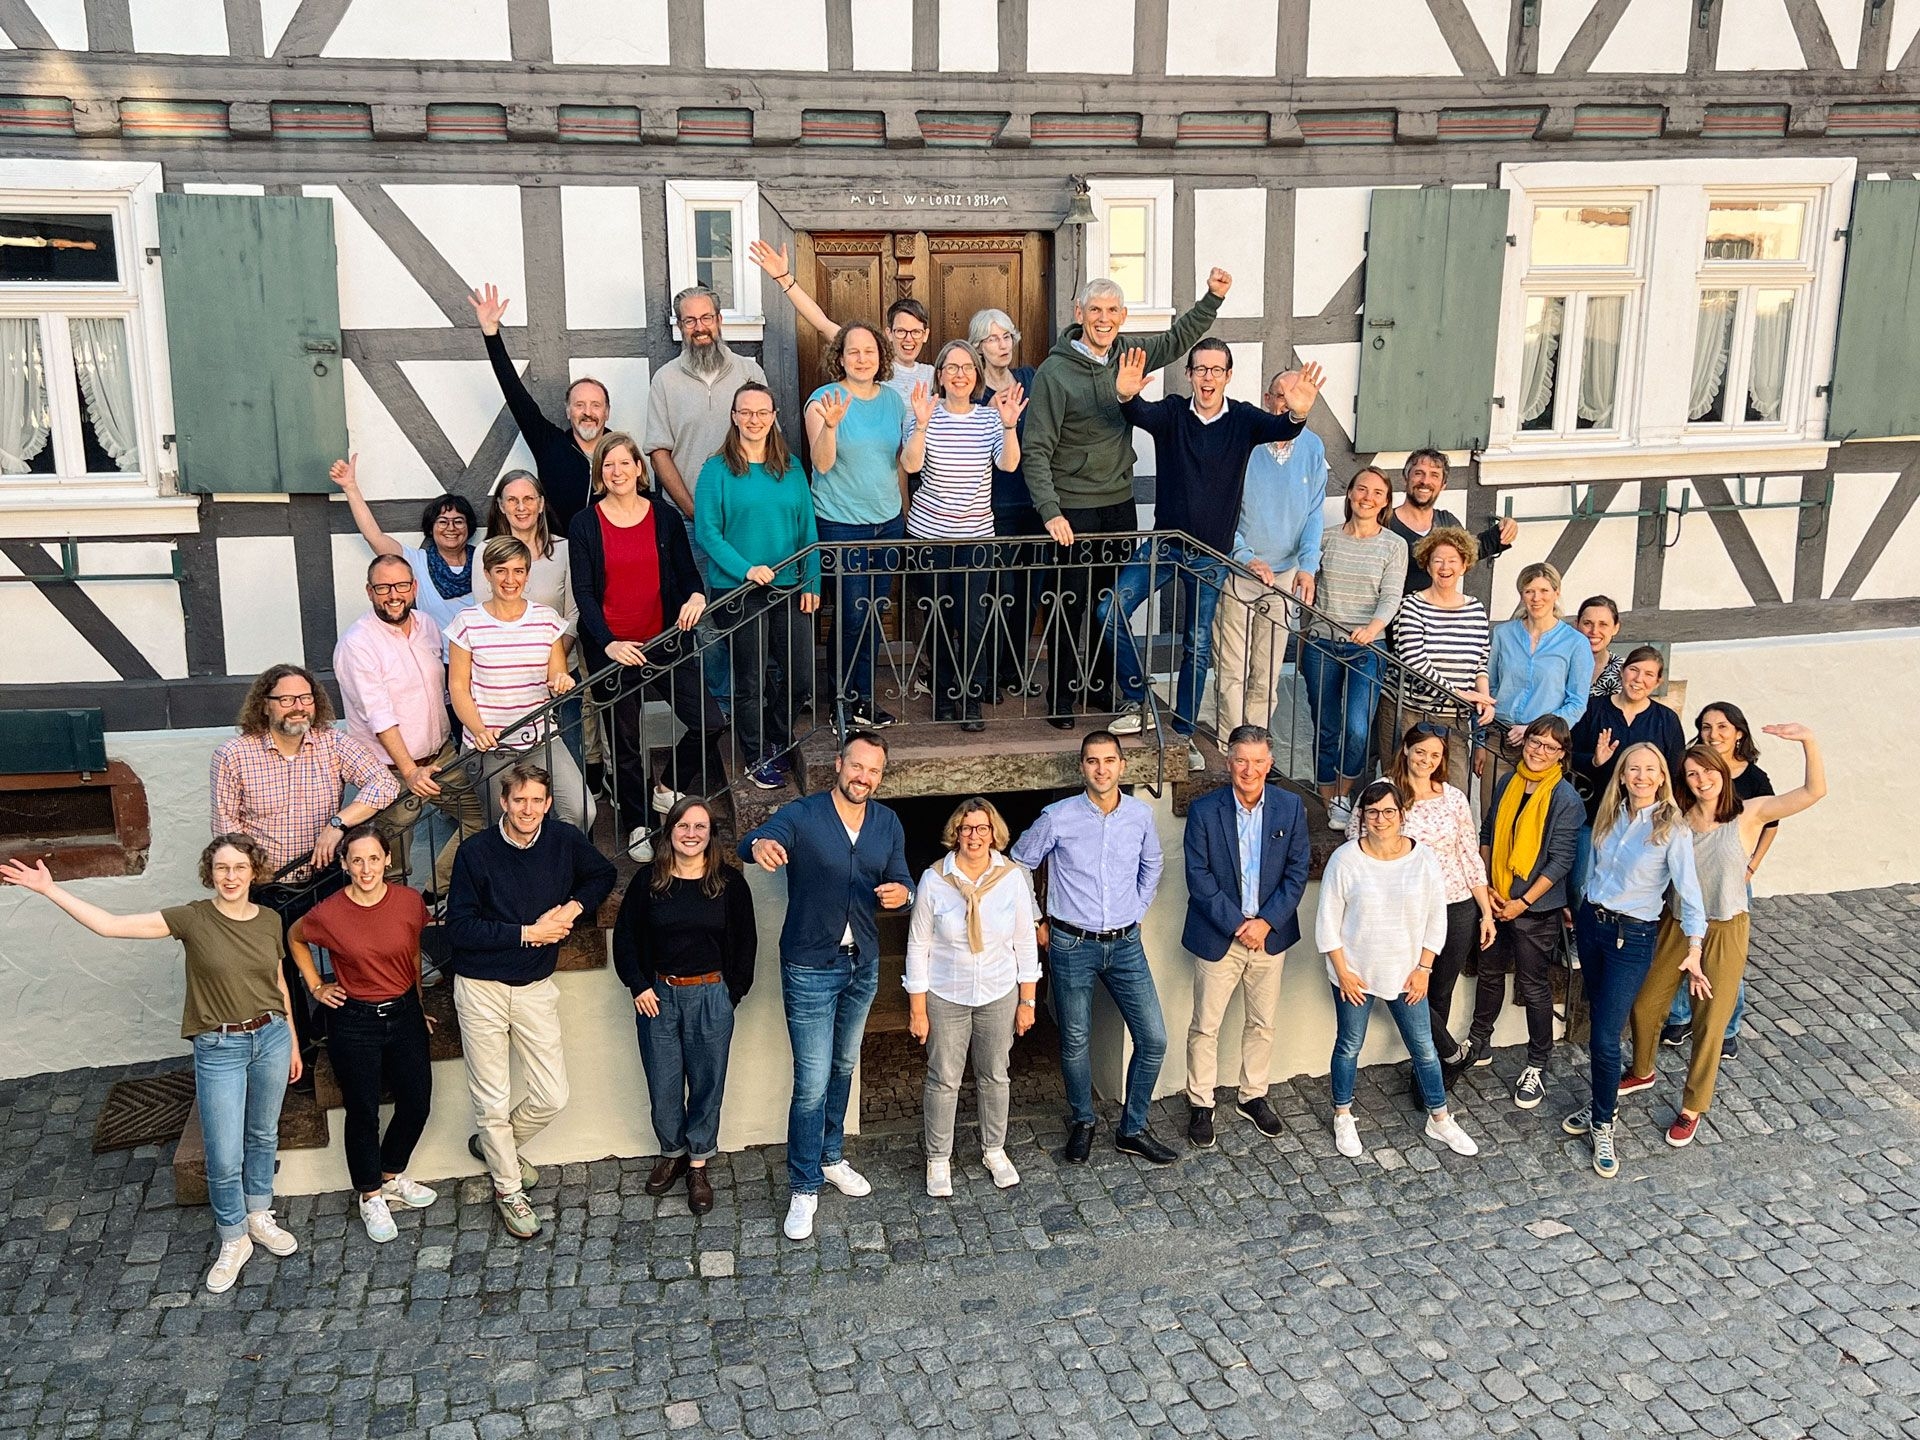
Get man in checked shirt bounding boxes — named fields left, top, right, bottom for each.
left=211, top=663, right=400, bottom=1060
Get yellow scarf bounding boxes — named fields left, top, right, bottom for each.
left=940, top=855, right=1015, bottom=953
left=1492, top=760, right=1562, bottom=897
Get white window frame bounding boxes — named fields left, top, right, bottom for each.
left=664, top=180, right=764, bottom=343
left=1484, top=157, right=1856, bottom=484
left=0, top=160, right=195, bottom=538
left=1086, top=178, right=1174, bottom=328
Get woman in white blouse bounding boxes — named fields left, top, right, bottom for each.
left=905, top=796, right=1041, bottom=1198
left=1318, top=779, right=1480, bottom=1161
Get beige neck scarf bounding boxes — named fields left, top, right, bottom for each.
left=941, top=854, right=1015, bottom=953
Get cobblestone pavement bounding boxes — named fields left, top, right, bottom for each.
left=3, top=886, right=1918, bottom=1439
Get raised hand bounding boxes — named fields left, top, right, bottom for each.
left=1113, top=346, right=1149, bottom=402
left=328, top=454, right=359, bottom=491
left=466, top=282, right=510, bottom=336
left=1276, top=361, right=1325, bottom=418
left=747, top=239, right=789, bottom=280
left=908, top=381, right=935, bottom=431
left=993, top=380, right=1027, bottom=425
left=1594, top=727, right=1618, bottom=765
left=1206, top=268, right=1232, bottom=298
left=1761, top=722, right=1814, bottom=743
left=813, top=388, right=850, bottom=430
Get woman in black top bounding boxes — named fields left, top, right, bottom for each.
left=612, top=796, right=756, bottom=1214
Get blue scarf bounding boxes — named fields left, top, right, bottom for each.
left=423, top=544, right=472, bottom=601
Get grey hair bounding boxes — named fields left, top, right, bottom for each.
left=1226, top=724, right=1273, bottom=753
left=672, top=285, right=724, bottom=322
left=932, top=339, right=986, bottom=402
left=968, top=308, right=1021, bottom=346
left=1076, top=278, right=1126, bottom=308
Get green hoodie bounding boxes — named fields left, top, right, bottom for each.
left=1019, top=289, right=1224, bottom=521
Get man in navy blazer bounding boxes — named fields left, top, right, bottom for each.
left=1181, top=724, right=1312, bottom=1147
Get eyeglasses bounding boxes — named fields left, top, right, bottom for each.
left=939, top=363, right=976, bottom=375
left=956, top=823, right=993, bottom=837
left=1361, top=805, right=1400, bottom=820
left=1522, top=736, right=1564, bottom=756
left=732, top=408, right=775, bottom=421
left=890, top=325, right=927, bottom=340
left=680, top=312, right=721, bottom=328
left=1188, top=365, right=1229, bottom=379
left=432, top=514, right=467, bottom=527
left=369, top=581, right=416, bottom=597
left=268, top=693, right=314, bottom=707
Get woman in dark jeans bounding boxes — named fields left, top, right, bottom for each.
left=289, top=826, right=438, bottom=1243
left=612, top=797, right=757, bottom=1215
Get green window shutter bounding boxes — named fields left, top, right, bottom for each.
left=155, top=193, right=347, bottom=493
left=1827, top=180, right=1920, bottom=441
left=1354, top=187, right=1511, bottom=454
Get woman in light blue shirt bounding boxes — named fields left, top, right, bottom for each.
left=1486, top=563, right=1589, bottom=768
left=1561, top=741, right=1705, bottom=1180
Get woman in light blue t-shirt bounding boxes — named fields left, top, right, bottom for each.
left=804, top=320, right=929, bottom=728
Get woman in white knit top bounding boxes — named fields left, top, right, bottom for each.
left=1317, top=779, right=1481, bottom=1161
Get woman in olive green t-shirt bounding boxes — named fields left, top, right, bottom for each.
left=1, top=833, right=303, bottom=1296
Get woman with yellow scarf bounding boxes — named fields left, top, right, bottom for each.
left=1463, top=715, right=1585, bottom=1110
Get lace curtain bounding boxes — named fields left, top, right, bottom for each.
left=1690, top=291, right=1737, bottom=421
left=0, top=318, right=51, bottom=474
left=1747, top=292, right=1795, bottom=423
left=1577, top=295, right=1623, bottom=428
left=70, top=317, right=140, bottom=470
left=1518, top=296, right=1564, bottom=425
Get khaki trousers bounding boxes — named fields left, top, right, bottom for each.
left=1211, top=571, right=1297, bottom=733
left=1627, top=913, right=1750, bottom=1115
left=1186, top=940, right=1287, bottom=1106
left=376, top=737, right=486, bottom=896
left=454, top=974, right=570, bottom=1195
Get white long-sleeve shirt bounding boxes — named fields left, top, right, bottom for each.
left=904, top=852, right=1042, bottom=1007
left=1315, top=839, right=1448, bottom=999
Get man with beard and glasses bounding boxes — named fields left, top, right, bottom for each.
left=1388, top=449, right=1517, bottom=594
left=211, top=663, right=401, bottom=1059
left=645, top=285, right=768, bottom=718
left=469, top=282, right=607, bottom=530
left=334, top=553, right=486, bottom=895
left=740, top=730, right=913, bottom=1243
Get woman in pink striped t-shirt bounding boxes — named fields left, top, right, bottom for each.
left=447, top=536, right=595, bottom=832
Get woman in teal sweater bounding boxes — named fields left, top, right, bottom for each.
left=695, top=382, right=822, bottom=791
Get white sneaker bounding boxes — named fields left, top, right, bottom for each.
left=381, top=1174, right=438, bottom=1209
left=1327, top=796, right=1353, bottom=832
left=1424, top=1112, right=1480, bottom=1157
left=926, top=1158, right=953, bottom=1198
left=204, top=1235, right=253, bottom=1294
left=1333, top=1113, right=1363, bottom=1158
left=1109, top=704, right=1151, bottom=736
left=245, top=1209, right=298, bottom=1256
left=820, top=1160, right=872, bottom=1197
left=982, top=1148, right=1021, bottom=1189
left=1186, top=740, right=1205, bottom=773
left=783, top=1192, right=818, bottom=1241
left=626, top=826, right=654, bottom=863
left=359, top=1192, right=398, bottom=1243
left=652, top=785, right=684, bottom=815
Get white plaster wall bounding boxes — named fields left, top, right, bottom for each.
left=1167, top=0, right=1277, bottom=76
left=1490, top=486, right=1641, bottom=617
left=1892, top=0, right=1920, bottom=68
left=561, top=186, right=647, bottom=332
left=1294, top=341, right=1361, bottom=445
left=938, top=0, right=997, bottom=70
left=1026, top=0, right=1132, bottom=73
left=1308, top=0, right=1454, bottom=77
left=1463, top=0, right=1510, bottom=71
left=0, top=552, right=117, bottom=684
left=705, top=0, right=829, bottom=69
left=307, top=184, right=449, bottom=332
left=324, top=0, right=513, bottom=60
left=551, top=0, right=669, bottom=65
left=399, top=360, right=516, bottom=467
left=851, top=0, right=912, bottom=69
left=1815, top=0, right=1862, bottom=66
left=1717, top=0, right=1806, bottom=70
left=128, top=0, right=227, bottom=55
left=217, top=535, right=304, bottom=676
left=261, top=0, right=300, bottom=54
left=343, top=360, right=441, bottom=500
left=1821, top=471, right=1898, bottom=596
left=1293, top=185, right=1380, bottom=318
left=384, top=185, right=526, bottom=313
left=1193, top=189, right=1266, bottom=321
left=20, top=0, right=85, bottom=50
left=1226, top=343, right=1264, bottom=407
left=1590, top=0, right=1691, bottom=73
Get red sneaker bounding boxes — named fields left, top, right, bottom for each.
left=1666, top=1112, right=1701, bottom=1148
left=1617, top=1070, right=1657, bottom=1098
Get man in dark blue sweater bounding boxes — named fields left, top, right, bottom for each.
left=445, top=761, right=617, bottom=1240
left=1098, top=342, right=1324, bottom=764
left=739, top=731, right=913, bottom=1243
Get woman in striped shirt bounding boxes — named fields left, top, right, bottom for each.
left=905, top=340, right=1025, bottom=730
left=446, top=535, right=593, bottom=832
left=1388, top=527, right=1493, bottom=793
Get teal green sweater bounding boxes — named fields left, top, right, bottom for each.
left=1020, top=290, right=1223, bottom=520
left=692, top=455, right=822, bottom=594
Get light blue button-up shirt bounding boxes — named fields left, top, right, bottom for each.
left=1233, top=792, right=1264, bottom=918
left=1586, top=807, right=1707, bottom=938
left=1011, top=792, right=1163, bottom=931
left=1488, top=618, right=1590, bottom=729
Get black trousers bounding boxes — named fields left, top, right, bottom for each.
left=1043, top=500, right=1137, bottom=719
left=326, top=991, right=433, bottom=1194
left=1429, top=898, right=1478, bottom=1060
left=721, top=586, right=814, bottom=766
left=991, top=504, right=1046, bottom=692
left=603, top=663, right=725, bottom=835
left=1470, top=907, right=1560, bottom=1067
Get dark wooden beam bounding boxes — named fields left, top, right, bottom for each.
left=81, top=0, right=130, bottom=50
left=0, top=0, right=55, bottom=48
left=1691, top=477, right=1785, bottom=604
left=1426, top=0, right=1501, bottom=77
left=269, top=0, right=351, bottom=59
left=1133, top=0, right=1168, bottom=77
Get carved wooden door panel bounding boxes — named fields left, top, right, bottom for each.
left=925, top=232, right=1051, bottom=370
left=794, top=232, right=892, bottom=399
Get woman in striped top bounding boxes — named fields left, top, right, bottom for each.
left=446, top=535, right=593, bottom=832
left=1305, top=466, right=1407, bottom=830
left=905, top=340, right=1025, bottom=730
left=1388, top=527, right=1493, bottom=793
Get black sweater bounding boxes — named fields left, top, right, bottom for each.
left=445, top=821, right=618, bottom=985
left=485, top=330, right=592, bottom=530
left=612, top=869, right=757, bottom=1006
left=1119, top=396, right=1303, bottom=554
left=1570, top=694, right=1689, bottom=825
left=565, top=497, right=705, bottom=675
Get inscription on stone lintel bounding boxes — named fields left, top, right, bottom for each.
left=849, top=191, right=1011, bottom=208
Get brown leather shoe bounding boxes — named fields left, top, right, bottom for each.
left=645, top=1154, right=688, bottom=1195
left=685, top=1165, right=714, bottom=1215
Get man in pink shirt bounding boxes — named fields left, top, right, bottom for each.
left=334, top=553, right=484, bottom=894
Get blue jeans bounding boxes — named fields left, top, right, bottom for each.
left=1099, top=540, right=1225, bottom=737
left=636, top=978, right=735, bottom=1161
left=1047, top=927, right=1167, bottom=1135
left=1329, top=989, right=1447, bottom=1111
left=781, top=954, right=879, bottom=1193
left=1667, top=977, right=1746, bottom=1038
left=1576, top=902, right=1660, bottom=1125
left=816, top=515, right=906, bottom=711
left=1570, top=823, right=1593, bottom=901
left=688, top=534, right=732, bottom=716
left=192, top=1014, right=293, bottom=1239
left=1299, top=638, right=1385, bottom=786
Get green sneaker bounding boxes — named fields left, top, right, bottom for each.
left=494, top=1189, right=542, bottom=1240
left=468, top=1132, right=538, bottom=1189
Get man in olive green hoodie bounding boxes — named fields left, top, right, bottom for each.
left=1026, top=268, right=1231, bottom=724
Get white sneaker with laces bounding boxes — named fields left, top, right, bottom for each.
left=925, top=1158, right=953, bottom=1198
left=204, top=1235, right=254, bottom=1294
left=626, top=827, right=654, bottom=863
left=1424, top=1113, right=1480, bottom=1157
left=1109, top=704, right=1150, bottom=736
left=652, top=785, right=684, bottom=815
left=245, top=1209, right=299, bottom=1256
left=820, top=1160, right=872, bottom=1197
left=381, top=1174, right=438, bottom=1209
left=982, top=1148, right=1021, bottom=1189
left=1327, top=797, right=1353, bottom=832
left=1333, top=1113, right=1363, bottom=1158
left=359, top=1192, right=399, bottom=1243
left=1186, top=740, right=1205, bottom=773
left=783, top=1192, right=818, bottom=1241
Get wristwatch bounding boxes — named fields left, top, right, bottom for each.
left=325, top=813, right=346, bottom=831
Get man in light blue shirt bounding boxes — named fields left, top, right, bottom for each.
left=1214, top=371, right=1330, bottom=732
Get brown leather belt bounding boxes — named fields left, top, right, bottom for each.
left=213, top=1012, right=277, bottom=1034
left=662, top=972, right=723, bottom=987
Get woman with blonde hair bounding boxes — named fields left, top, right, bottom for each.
left=904, top=796, right=1041, bottom=1197
left=1561, top=742, right=1705, bottom=1178
left=1486, top=561, right=1589, bottom=769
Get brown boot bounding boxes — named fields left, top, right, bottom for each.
left=645, top=1154, right=688, bottom=1195
left=686, top=1164, right=714, bottom=1215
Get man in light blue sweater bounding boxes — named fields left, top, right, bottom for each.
left=1214, top=369, right=1330, bottom=732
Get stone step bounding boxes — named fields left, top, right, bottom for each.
left=172, top=1084, right=329, bottom=1207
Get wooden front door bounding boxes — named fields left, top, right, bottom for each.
left=792, top=230, right=1052, bottom=397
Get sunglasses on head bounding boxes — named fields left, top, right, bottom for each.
left=1410, top=721, right=1450, bottom=741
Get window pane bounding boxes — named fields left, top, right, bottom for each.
left=1108, top=203, right=1148, bottom=257
left=68, top=316, right=140, bottom=472
left=1518, top=295, right=1565, bottom=431
left=693, top=209, right=734, bottom=308
left=1689, top=290, right=1738, bottom=422
left=0, top=213, right=118, bottom=284
left=1746, top=288, right=1796, bottom=422
left=0, top=317, right=52, bottom=473
left=1529, top=205, right=1632, bottom=266
left=1576, top=295, right=1624, bottom=431
left=1705, top=200, right=1804, bottom=262
left=1109, top=252, right=1147, bottom=307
